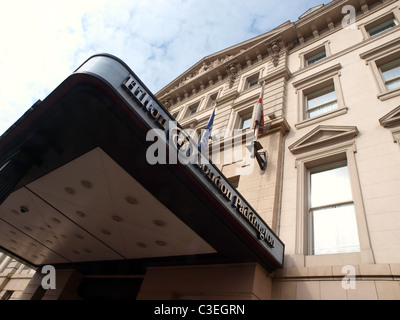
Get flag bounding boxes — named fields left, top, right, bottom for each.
left=254, top=81, right=265, bottom=135
left=199, top=103, right=216, bottom=154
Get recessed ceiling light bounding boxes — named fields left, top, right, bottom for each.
left=73, top=250, right=80, bottom=255
left=11, top=209, right=19, bottom=215
left=101, top=229, right=111, bottom=236
left=9, top=230, right=16, bottom=235
left=75, top=234, right=84, bottom=240
left=76, top=210, right=86, bottom=218
left=81, top=180, right=93, bottom=189
left=24, top=226, right=32, bottom=232
left=20, top=206, right=29, bottom=214
left=126, top=196, right=138, bottom=205
left=136, top=242, right=147, bottom=248
left=112, top=215, right=123, bottom=222
left=32, top=255, right=38, bottom=259
left=83, top=249, right=92, bottom=254
left=64, top=187, right=75, bottom=195
left=155, top=240, right=167, bottom=247
left=153, top=220, right=166, bottom=227
left=45, top=240, right=53, bottom=245
left=52, top=218, right=61, bottom=224
left=30, top=242, right=37, bottom=247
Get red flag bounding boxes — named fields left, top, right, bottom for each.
left=254, top=81, right=265, bottom=135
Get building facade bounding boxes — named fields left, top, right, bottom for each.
left=155, top=0, right=400, bottom=299
left=0, top=0, right=400, bottom=300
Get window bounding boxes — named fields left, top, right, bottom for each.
left=1, top=290, right=14, bottom=300
left=305, top=82, right=337, bottom=119
left=361, top=12, right=399, bottom=39
left=360, top=39, right=400, bottom=100
left=245, top=73, right=259, bottom=89
left=239, top=112, right=252, bottom=130
left=185, top=102, right=200, bottom=118
left=367, top=19, right=396, bottom=37
left=309, top=162, right=360, bottom=255
left=293, top=63, right=346, bottom=128
left=379, top=58, right=400, bottom=91
left=206, top=92, right=218, bottom=108
left=305, top=48, right=327, bottom=66
left=290, top=127, right=373, bottom=265
left=299, top=41, right=331, bottom=68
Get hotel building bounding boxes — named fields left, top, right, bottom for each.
left=1, top=0, right=400, bottom=300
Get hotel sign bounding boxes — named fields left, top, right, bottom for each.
left=119, top=72, right=283, bottom=264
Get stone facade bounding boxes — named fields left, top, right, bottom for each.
left=2, top=0, right=400, bottom=300
left=155, top=0, right=400, bottom=300
left=0, top=252, right=35, bottom=300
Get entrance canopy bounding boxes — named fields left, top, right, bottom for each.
left=0, top=54, right=284, bottom=273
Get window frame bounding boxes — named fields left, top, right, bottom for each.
left=308, top=160, right=360, bottom=255
left=238, top=112, right=253, bottom=130
left=293, top=63, right=347, bottom=129
left=245, top=73, right=260, bottom=90
left=293, top=140, right=373, bottom=266
left=305, top=82, right=338, bottom=120
left=206, top=92, right=219, bottom=109
left=360, top=39, right=400, bottom=101
left=361, top=11, right=399, bottom=39
left=184, top=101, right=201, bottom=118
left=299, top=41, right=331, bottom=69
left=379, top=58, right=400, bottom=91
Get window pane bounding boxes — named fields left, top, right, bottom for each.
left=368, top=20, right=396, bottom=37
left=239, top=113, right=252, bottom=130
left=307, top=101, right=338, bottom=118
left=312, top=204, right=360, bottom=255
left=307, top=51, right=326, bottom=65
left=381, top=59, right=400, bottom=82
left=307, top=86, right=336, bottom=110
left=386, top=78, right=400, bottom=90
left=187, top=106, right=197, bottom=117
left=311, top=165, right=352, bottom=207
left=248, top=78, right=259, bottom=88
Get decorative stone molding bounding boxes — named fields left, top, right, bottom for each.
left=288, top=125, right=359, bottom=154
left=379, top=106, right=400, bottom=144
left=379, top=105, right=400, bottom=128
left=225, top=59, right=240, bottom=89
left=266, top=37, right=284, bottom=67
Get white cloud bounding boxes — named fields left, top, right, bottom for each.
left=0, top=0, right=329, bottom=135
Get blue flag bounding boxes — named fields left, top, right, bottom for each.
left=199, top=104, right=216, bottom=154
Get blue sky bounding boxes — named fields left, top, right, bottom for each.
left=0, top=0, right=330, bottom=135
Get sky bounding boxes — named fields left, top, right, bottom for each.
left=0, top=0, right=330, bottom=136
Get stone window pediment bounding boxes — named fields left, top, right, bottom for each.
left=379, top=105, right=400, bottom=144
left=379, top=105, right=400, bottom=128
left=289, top=125, right=359, bottom=154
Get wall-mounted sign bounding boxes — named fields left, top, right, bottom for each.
left=120, top=73, right=283, bottom=265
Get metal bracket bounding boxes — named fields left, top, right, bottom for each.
left=247, top=140, right=268, bottom=173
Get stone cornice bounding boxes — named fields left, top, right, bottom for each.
left=156, top=0, right=389, bottom=109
